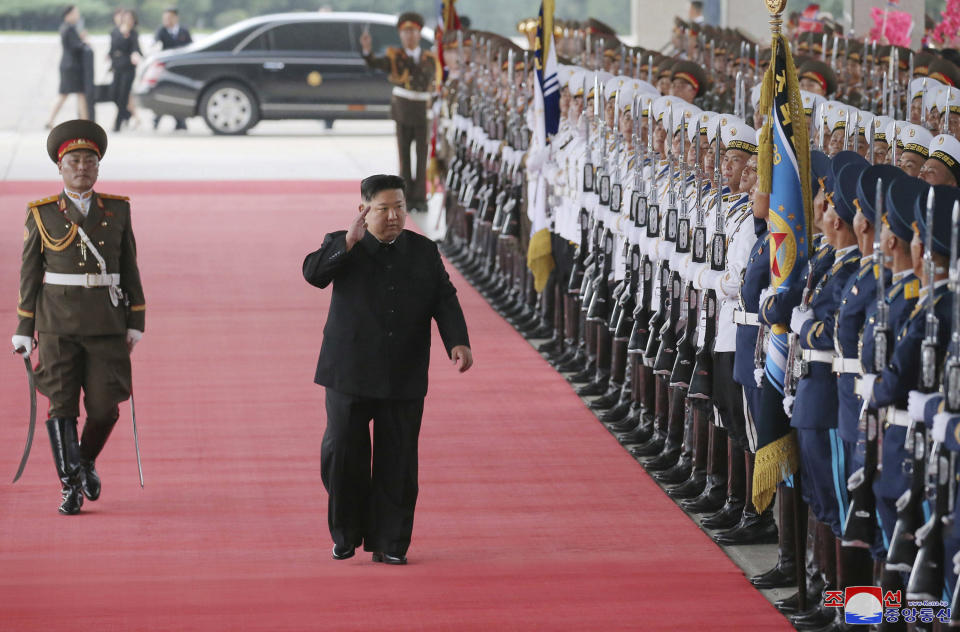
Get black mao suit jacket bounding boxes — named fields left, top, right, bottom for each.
left=303, top=229, right=469, bottom=400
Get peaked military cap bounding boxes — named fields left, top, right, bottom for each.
left=885, top=176, right=926, bottom=242
left=797, top=59, right=837, bottom=96
left=46, top=119, right=108, bottom=164
left=856, top=164, right=903, bottom=226
left=929, top=134, right=960, bottom=185
left=671, top=60, right=707, bottom=98
left=915, top=184, right=960, bottom=256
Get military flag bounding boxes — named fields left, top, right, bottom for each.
left=752, top=21, right=813, bottom=511
left=527, top=0, right=560, bottom=291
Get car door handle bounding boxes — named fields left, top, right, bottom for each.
left=262, top=61, right=285, bottom=71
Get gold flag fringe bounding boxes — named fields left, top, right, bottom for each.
left=752, top=430, right=800, bottom=513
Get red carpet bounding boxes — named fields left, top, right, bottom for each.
left=0, top=181, right=791, bottom=631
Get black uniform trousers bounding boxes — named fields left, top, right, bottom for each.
left=322, top=387, right=424, bottom=556
left=396, top=119, right=428, bottom=208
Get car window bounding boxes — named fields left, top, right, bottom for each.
left=241, top=29, right=269, bottom=52
left=268, top=21, right=353, bottom=53
left=205, top=27, right=257, bottom=52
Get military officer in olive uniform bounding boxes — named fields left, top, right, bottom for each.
left=12, top=119, right=146, bottom=515
left=360, top=12, right=441, bottom=212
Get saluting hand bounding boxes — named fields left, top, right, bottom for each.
left=451, top=345, right=473, bottom=373
left=345, top=206, right=370, bottom=251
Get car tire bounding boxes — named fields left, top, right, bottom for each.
left=200, top=81, right=259, bottom=135
left=324, top=119, right=334, bottom=129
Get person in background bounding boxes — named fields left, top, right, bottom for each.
left=109, top=9, right=142, bottom=132
left=47, top=5, right=89, bottom=128
left=153, top=8, right=192, bottom=130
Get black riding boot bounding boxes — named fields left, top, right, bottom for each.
left=750, top=483, right=799, bottom=588
left=47, top=417, right=83, bottom=515
left=78, top=416, right=118, bottom=501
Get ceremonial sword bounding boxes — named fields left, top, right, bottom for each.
left=130, top=388, right=143, bottom=488
left=11, top=350, right=36, bottom=483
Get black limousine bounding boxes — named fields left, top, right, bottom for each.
left=135, top=12, right=434, bottom=134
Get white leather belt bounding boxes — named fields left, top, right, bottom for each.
left=800, top=349, right=834, bottom=364
left=888, top=408, right=912, bottom=427
left=733, top=310, right=759, bottom=326
left=44, top=272, right=119, bottom=288
left=392, top=87, right=432, bottom=101
left=832, top=357, right=863, bottom=374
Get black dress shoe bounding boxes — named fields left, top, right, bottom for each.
left=653, top=458, right=693, bottom=485
left=538, top=338, right=561, bottom=354
left=679, top=481, right=727, bottom=514
left=575, top=379, right=608, bottom=397
left=749, top=560, right=799, bottom=589
left=790, top=604, right=838, bottom=630
left=568, top=365, right=596, bottom=383
left=79, top=459, right=101, bottom=501
left=600, top=401, right=634, bottom=425
left=699, top=501, right=745, bottom=530
left=775, top=577, right=827, bottom=615
left=629, top=434, right=665, bottom=456
left=641, top=447, right=680, bottom=472
left=372, top=551, right=407, bottom=565
left=331, top=544, right=355, bottom=560
left=666, top=471, right=706, bottom=499
left=589, top=388, right=622, bottom=410
left=616, top=423, right=653, bottom=445
left=712, top=515, right=778, bottom=545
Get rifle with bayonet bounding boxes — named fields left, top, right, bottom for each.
left=906, top=198, right=959, bottom=605
left=842, top=177, right=887, bottom=548
left=887, top=187, right=939, bottom=574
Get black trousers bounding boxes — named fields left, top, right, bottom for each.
left=322, top=388, right=424, bottom=555
left=712, top=351, right=750, bottom=451
left=112, top=65, right=135, bottom=129
left=396, top=120, right=428, bottom=207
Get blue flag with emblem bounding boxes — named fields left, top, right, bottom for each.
left=752, top=28, right=812, bottom=512
left=533, top=0, right=560, bottom=141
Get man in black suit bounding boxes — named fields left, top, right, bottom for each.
left=153, top=8, right=192, bottom=130
left=303, top=174, right=472, bottom=565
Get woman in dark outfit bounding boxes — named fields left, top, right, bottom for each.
left=109, top=10, right=142, bottom=131
left=46, top=5, right=89, bottom=128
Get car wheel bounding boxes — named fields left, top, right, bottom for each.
left=324, top=119, right=334, bottom=129
left=200, top=82, right=259, bottom=135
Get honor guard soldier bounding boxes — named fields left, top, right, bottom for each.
left=860, top=174, right=925, bottom=610
left=13, top=120, right=146, bottom=514
left=360, top=12, right=440, bottom=212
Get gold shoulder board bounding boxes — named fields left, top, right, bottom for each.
left=27, top=194, right=59, bottom=208
left=97, top=193, right=130, bottom=201
left=904, top=280, right=920, bottom=300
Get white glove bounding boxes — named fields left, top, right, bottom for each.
left=11, top=335, right=32, bottom=358
left=932, top=411, right=952, bottom=443
left=783, top=395, right=795, bottom=417
left=754, top=368, right=765, bottom=388
left=758, top=286, right=775, bottom=311
left=790, top=307, right=813, bottom=334
left=855, top=373, right=877, bottom=402
left=126, top=329, right=143, bottom=351
left=907, top=390, right=939, bottom=422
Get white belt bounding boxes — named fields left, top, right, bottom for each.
left=733, top=310, right=759, bottom=326
left=832, top=357, right=863, bottom=374
left=44, top=272, right=119, bottom=288
left=392, top=86, right=432, bottom=101
left=800, top=349, right=834, bottom=364
left=888, top=408, right=912, bottom=427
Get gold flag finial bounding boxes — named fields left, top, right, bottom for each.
left=766, top=0, right=785, bottom=35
